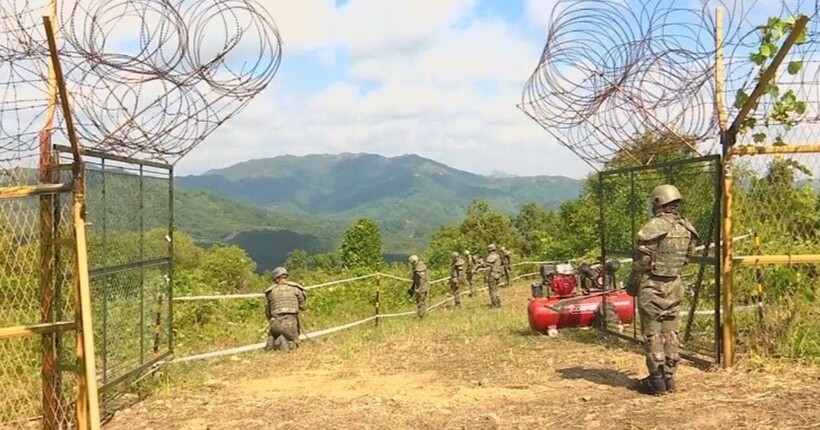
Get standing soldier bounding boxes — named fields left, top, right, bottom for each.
left=449, top=251, right=465, bottom=307
left=408, top=255, right=429, bottom=317
left=625, top=185, right=698, bottom=396
left=264, top=266, right=307, bottom=352
left=501, top=247, right=513, bottom=287
left=483, top=244, right=502, bottom=308
left=464, top=250, right=477, bottom=297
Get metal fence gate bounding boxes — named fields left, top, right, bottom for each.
left=598, top=155, right=722, bottom=365
left=56, top=146, right=174, bottom=413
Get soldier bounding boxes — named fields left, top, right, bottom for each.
left=408, top=255, right=429, bottom=317
left=483, top=244, right=502, bottom=308
left=449, top=251, right=465, bottom=307
left=501, top=247, right=513, bottom=287
left=464, top=250, right=477, bottom=297
left=264, top=266, right=307, bottom=352
left=625, top=185, right=698, bottom=396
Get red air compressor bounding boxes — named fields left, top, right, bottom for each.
left=528, top=261, right=635, bottom=336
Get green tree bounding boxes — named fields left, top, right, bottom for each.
left=513, top=203, right=560, bottom=258
left=284, top=249, right=310, bottom=270
left=458, top=199, right=520, bottom=254
left=340, top=218, right=383, bottom=272
left=197, top=245, right=262, bottom=293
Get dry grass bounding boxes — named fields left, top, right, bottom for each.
left=105, top=283, right=820, bottom=430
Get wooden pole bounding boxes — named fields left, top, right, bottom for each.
left=42, top=16, right=102, bottom=430
left=39, top=1, right=60, bottom=427
left=715, top=6, right=735, bottom=369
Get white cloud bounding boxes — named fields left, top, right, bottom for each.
left=174, top=0, right=591, bottom=179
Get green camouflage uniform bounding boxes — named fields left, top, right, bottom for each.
left=265, top=280, right=307, bottom=352
left=501, top=250, right=513, bottom=287
left=450, top=254, right=465, bottom=307
left=465, top=253, right=477, bottom=297
left=484, top=249, right=502, bottom=308
left=626, top=211, right=698, bottom=393
left=411, top=260, right=429, bottom=317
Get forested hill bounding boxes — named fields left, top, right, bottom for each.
left=177, top=152, right=580, bottom=221
left=174, top=153, right=583, bottom=270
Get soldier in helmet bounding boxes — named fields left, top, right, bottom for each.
left=264, top=266, right=307, bottom=352
left=625, top=184, right=698, bottom=395
left=501, top=247, right=514, bottom=287
left=408, top=255, right=429, bottom=317
left=464, top=250, right=477, bottom=297
left=482, top=244, right=502, bottom=308
left=449, top=251, right=465, bottom=307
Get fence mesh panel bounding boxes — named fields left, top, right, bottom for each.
left=58, top=149, right=173, bottom=417
left=0, top=157, right=78, bottom=429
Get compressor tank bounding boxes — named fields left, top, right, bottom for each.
left=527, top=291, right=635, bottom=333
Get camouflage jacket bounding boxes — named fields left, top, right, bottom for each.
left=411, top=261, right=429, bottom=293
left=626, top=212, right=698, bottom=296
left=451, top=257, right=465, bottom=280
left=264, top=281, right=307, bottom=319
left=484, top=251, right=502, bottom=278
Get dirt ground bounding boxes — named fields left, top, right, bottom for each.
left=105, top=283, right=820, bottom=430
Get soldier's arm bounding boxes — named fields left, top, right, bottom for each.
left=264, top=292, right=272, bottom=319
left=683, top=219, right=700, bottom=260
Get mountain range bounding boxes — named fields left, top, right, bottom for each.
left=174, top=153, right=583, bottom=270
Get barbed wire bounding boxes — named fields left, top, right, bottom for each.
left=0, top=0, right=282, bottom=174
left=519, top=0, right=820, bottom=168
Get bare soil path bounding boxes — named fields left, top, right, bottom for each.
left=106, top=283, right=820, bottom=430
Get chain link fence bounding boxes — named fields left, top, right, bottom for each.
left=728, top=148, right=820, bottom=359
left=0, top=151, right=80, bottom=430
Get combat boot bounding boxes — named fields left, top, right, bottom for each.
left=272, top=335, right=286, bottom=351
left=636, top=371, right=667, bottom=396
left=664, top=374, right=676, bottom=393
left=264, top=335, right=276, bottom=351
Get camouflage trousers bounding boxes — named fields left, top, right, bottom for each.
left=503, top=266, right=513, bottom=287
left=487, top=275, right=501, bottom=308
left=638, top=276, right=683, bottom=377
left=449, top=277, right=463, bottom=306
left=266, top=314, right=300, bottom=351
left=466, top=272, right=476, bottom=297
left=414, top=290, right=428, bottom=317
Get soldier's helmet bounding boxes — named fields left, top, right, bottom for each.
left=408, top=255, right=419, bottom=264
left=487, top=244, right=497, bottom=252
left=451, top=251, right=459, bottom=259
left=650, top=184, right=682, bottom=209
left=464, top=250, right=471, bottom=256
left=271, top=266, right=288, bottom=280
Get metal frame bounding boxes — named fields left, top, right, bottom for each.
left=597, top=154, right=723, bottom=365
left=54, top=144, right=175, bottom=394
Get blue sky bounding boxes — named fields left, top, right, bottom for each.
left=172, top=0, right=817, bottom=178
left=173, top=0, right=596, bottom=178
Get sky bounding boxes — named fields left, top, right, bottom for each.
left=173, top=0, right=592, bottom=178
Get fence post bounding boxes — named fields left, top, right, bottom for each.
left=753, top=233, right=764, bottom=323
left=43, top=16, right=102, bottom=430
left=374, top=273, right=381, bottom=326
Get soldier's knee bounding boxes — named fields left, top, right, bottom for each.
left=644, top=333, right=665, bottom=351
left=663, top=330, right=681, bottom=348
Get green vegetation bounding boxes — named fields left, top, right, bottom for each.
left=340, top=219, right=383, bottom=272
left=174, top=152, right=583, bottom=267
